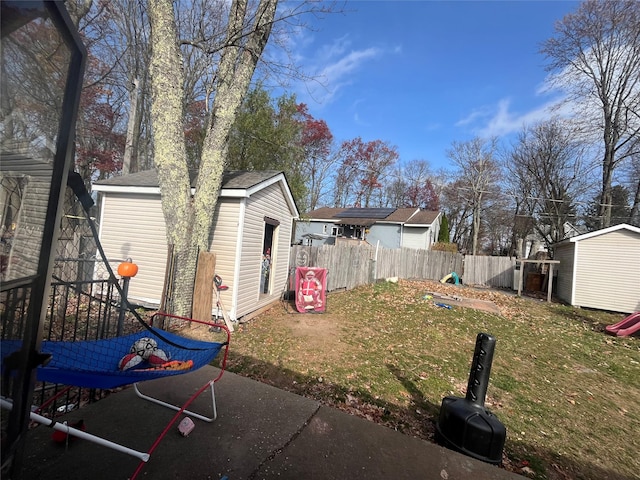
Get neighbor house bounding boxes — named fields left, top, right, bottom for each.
left=554, top=223, right=640, bottom=313
left=1, top=153, right=53, bottom=281
left=294, top=207, right=441, bottom=250
left=92, top=169, right=299, bottom=321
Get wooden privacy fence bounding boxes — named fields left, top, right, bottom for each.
left=463, top=255, right=516, bottom=289
left=289, top=244, right=518, bottom=292
left=373, top=247, right=463, bottom=283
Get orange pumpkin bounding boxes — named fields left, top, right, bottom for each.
left=117, top=260, right=138, bottom=278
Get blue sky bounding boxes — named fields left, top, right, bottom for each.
left=286, top=1, right=581, bottom=171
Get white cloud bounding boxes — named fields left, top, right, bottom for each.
left=298, top=35, right=385, bottom=106
left=353, top=111, right=370, bottom=127
left=321, top=47, right=381, bottom=84
left=459, top=96, right=573, bottom=139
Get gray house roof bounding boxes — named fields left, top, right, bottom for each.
left=305, top=207, right=440, bottom=227
left=94, top=169, right=284, bottom=190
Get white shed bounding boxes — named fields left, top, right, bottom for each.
left=554, top=224, right=640, bottom=313
left=92, top=170, right=299, bottom=322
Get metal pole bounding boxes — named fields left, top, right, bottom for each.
left=117, top=276, right=130, bottom=336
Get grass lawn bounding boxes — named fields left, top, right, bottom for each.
left=223, top=279, right=639, bottom=480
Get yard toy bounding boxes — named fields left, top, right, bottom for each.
left=605, top=312, right=640, bottom=337
left=436, top=332, right=506, bottom=464
left=118, top=352, right=143, bottom=371
left=440, top=271, right=460, bottom=285
left=177, top=417, right=195, bottom=437
left=131, top=337, right=158, bottom=360
left=435, top=303, right=452, bottom=309
left=212, top=274, right=235, bottom=332
left=295, top=267, right=327, bottom=313
left=1, top=313, right=230, bottom=480
left=52, top=419, right=85, bottom=444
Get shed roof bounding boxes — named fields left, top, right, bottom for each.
left=555, top=223, right=640, bottom=245
left=93, top=169, right=298, bottom=218
left=94, top=169, right=283, bottom=190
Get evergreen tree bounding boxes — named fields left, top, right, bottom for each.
left=438, top=213, right=450, bottom=243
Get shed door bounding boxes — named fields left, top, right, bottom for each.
left=261, top=217, right=279, bottom=295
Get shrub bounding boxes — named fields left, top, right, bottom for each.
left=431, top=242, right=458, bottom=253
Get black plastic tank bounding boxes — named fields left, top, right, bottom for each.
left=436, top=332, right=506, bottom=464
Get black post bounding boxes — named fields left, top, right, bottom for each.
left=436, top=332, right=506, bottom=464
left=117, top=276, right=130, bottom=336
left=465, top=332, right=496, bottom=407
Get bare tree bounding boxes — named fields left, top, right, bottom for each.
left=541, top=0, right=640, bottom=228
left=380, top=160, right=434, bottom=208
left=440, top=178, right=473, bottom=252
left=446, top=137, right=501, bottom=255
left=505, top=120, right=591, bottom=245
left=482, top=190, right=513, bottom=255
left=625, top=152, right=640, bottom=225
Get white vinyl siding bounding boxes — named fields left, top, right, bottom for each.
left=236, top=182, right=293, bottom=318
left=97, top=192, right=167, bottom=306
left=572, top=230, right=640, bottom=313
left=1, top=157, right=53, bottom=280
left=208, top=199, right=241, bottom=317
left=402, top=227, right=429, bottom=250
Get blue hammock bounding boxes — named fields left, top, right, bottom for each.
left=2, top=327, right=226, bottom=389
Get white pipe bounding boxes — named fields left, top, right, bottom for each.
left=133, top=382, right=216, bottom=422
left=374, top=240, right=380, bottom=281
left=1, top=397, right=150, bottom=462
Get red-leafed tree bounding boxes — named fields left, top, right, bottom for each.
left=76, top=78, right=126, bottom=182
left=334, top=137, right=399, bottom=208
left=184, top=100, right=208, bottom=170
left=404, top=179, right=439, bottom=210
left=297, top=103, right=333, bottom=211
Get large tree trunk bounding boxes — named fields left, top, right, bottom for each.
left=122, top=78, right=139, bottom=175
left=195, top=0, right=277, bottom=247
left=471, top=203, right=480, bottom=256
left=598, top=144, right=616, bottom=229
left=148, top=0, right=278, bottom=316
left=148, top=0, right=196, bottom=315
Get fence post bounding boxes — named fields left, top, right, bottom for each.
left=369, top=258, right=377, bottom=283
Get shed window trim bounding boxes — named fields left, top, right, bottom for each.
left=264, top=216, right=280, bottom=226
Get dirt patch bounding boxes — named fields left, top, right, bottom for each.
left=287, top=313, right=338, bottom=337
left=283, top=312, right=346, bottom=359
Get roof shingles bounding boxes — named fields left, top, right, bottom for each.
left=305, top=207, right=439, bottom=226
left=94, top=169, right=283, bottom=190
